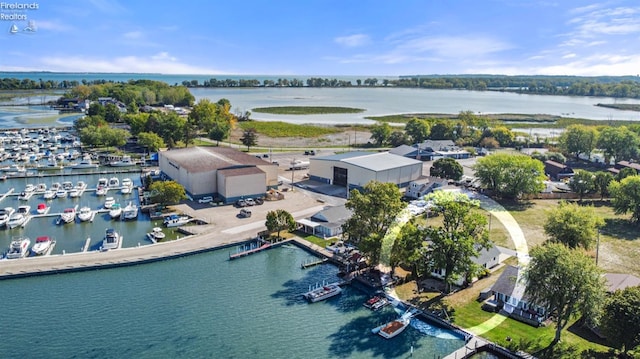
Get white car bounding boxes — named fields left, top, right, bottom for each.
left=244, top=198, right=256, bottom=206
left=198, top=196, right=213, bottom=204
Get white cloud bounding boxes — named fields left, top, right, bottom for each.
left=123, top=31, right=143, bottom=40
left=397, top=35, right=512, bottom=58
left=562, top=53, right=576, bottom=59
left=33, top=53, right=225, bottom=74
left=34, top=20, right=75, bottom=32
left=334, top=34, right=371, bottom=47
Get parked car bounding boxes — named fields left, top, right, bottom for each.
left=254, top=197, right=264, bottom=205
left=244, top=198, right=256, bottom=206
left=238, top=209, right=252, bottom=218
left=236, top=199, right=247, bottom=207
left=198, top=196, right=213, bottom=203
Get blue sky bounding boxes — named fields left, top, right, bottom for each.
left=1, top=0, right=639, bottom=76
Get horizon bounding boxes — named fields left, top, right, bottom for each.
left=1, top=1, right=639, bottom=77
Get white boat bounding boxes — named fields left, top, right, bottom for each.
left=71, top=154, right=99, bottom=169
left=36, top=203, right=49, bottom=214
left=68, top=188, right=81, bottom=198
left=18, top=190, right=35, bottom=201
left=1, top=164, right=26, bottom=173
left=31, top=236, right=52, bottom=255
left=108, top=203, right=122, bottom=219
left=146, top=227, right=165, bottom=243
left=363, top=295, right=390, bottom=311
left=0, top=207, right=15, bottom=227
left=374, top=309, right=415, bottom=339
left=58, top=207, right=76, bottom=224
left=96, top=178, right=108, bottom=189
left=104, top=197, right=115, bottom=209
left=102, top=228, right=120, bottom=250
left=163, top=214, right=191, bottom=227
left=5, top=237, right=31, bottom=259
left=121, top=201, right=138, bottom=220
left=55, top=188, right=68, bottom=198
left=43, top=189, right=56, bottom=199
left=62, top=181, right=74, bottom=190
left=38, top=156, right=63, bottom=171
left=121, top=178, right=133, bottom=194
left=303, top=282, right=342, bottom=303
left=77, top=206, right=93, bottom=222
left=109, top=155, right=135, bottom=167
left=7, top=212, right=27, bottom=229
left=96, top=186, right=108, bottom=196
left=108, top=177, right=120, bottom=188
left=50, top=182, right=61, bottom=191
left=36, top=183, right=47, bottom=192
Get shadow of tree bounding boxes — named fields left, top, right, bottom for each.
left=602, top=218, right=639, bottom=241
left=497, top=199, right=535, bottom=212
left=566, top=320, right=610, bottom=347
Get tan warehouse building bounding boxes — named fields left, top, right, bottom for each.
left=158, top=146, right=278, bottom=203
left=308, top=151, right=423, bottom=191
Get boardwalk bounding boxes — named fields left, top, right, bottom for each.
left=443, top=337, right=488, bottom=359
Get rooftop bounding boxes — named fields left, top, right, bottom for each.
left=159, top=147, right=273, bottom=173
left=313, top=151, right=422, bottom=171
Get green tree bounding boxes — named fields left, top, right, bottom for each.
left=156, top=112, right=186, bottom=148
left=189, top=98, right=218, bottom=131
left=149, top=180, right=186, bottom=207
left=429, top=121, right=454, bottom=140
left=524, top=243, right=606, bottom=347
left=486, top=126, right=514, bottom=147
left=388, top=131, right=409, bottom=147
left=124, top=112, right=150, bottom=136
left=87, top=102, right=105, bottom=117
left=558, top=125, right=598, bottom=159
left=240, top=128, right=258, bottom=151
left=104, top=103, right=121, bottom=122
left=342, top=181, right=404, bottom=265
left=209, top=121, right=231, bottom=146
left=543, top=201, right=604, bottom=250
left=390, top=221, right=425, bottom=278
left=430, top=157, right=463, bottom=181
left=599, top=286, right=640, bottom=354
left=609, top=175, right=640, bottom=224
left=474, top=153, right=546, bottom=199
left=617, top=167, right=637, bottom=182
left=404, top=118, right=430, bottom=143
left=265, top=209, right=296, bottom=240
left=594, top=171, right=614, bottom=200
left=370, top=122, right=392, bottom=146
left=137, top=131, right=165, bottom=152
left=423, top=191, right=490, bottom=293
left=597, top=126, right=640, bottom=164
left=569, top=169, right=596, bottom=201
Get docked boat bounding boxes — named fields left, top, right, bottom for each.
left=7, top=205, right=30, bottom=229
left=50, top=182, right=61, bottom=191
left=364, top=295, right=390, bottom=311
left=96, top=186, right=108, bottom=196
left=0, top=207, right=15, bottom=227
left=374, top=309, right=415, bottom=339
left=109, top=155, right=135, bottom=167
left=43, top=189, right=56, bottom=199
left=62, top=181, right=74, bottom=191
left=59, top=207, right=76, bottom=224
left=121, top=178, right=133, bottom=194
left=31, top=236, right=52, bottom=255
left=1, top=164, right=26, bottom=173
left=104, top=197, right=115, bottom=209
left=121, top=201, right=138, bottom=220
left=36, top=203, right=49, bottom=214
left=5, top=237, right=31, bottom=259
left=96, top=178, right=108, bottom=189
left=36, top=183, right=47, bottom=192
left=303, top=282, right=342, bottom=303
left=108, top=177, right=120, bottom=188
left=163, top=214, right=191, bottom=227
left=71, top=154, right=99, bottom=169
left=77, top=206, right=93, bottom=222
left=108, top=203, right=122, bottom=219
left=68, top=188, right=81, bottom=198
left=146, top=227, right=165, bottom=243
left=55, top=188, right=68, bottom=198
left=75, top=181, right=87, bottom=191
left=17, top=190, right=35, bottom=201
left=38, top=156, right=64, bottom=171
left=102, top=228, right=121, bottom=250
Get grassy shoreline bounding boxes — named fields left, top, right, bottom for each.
left=252, top=106, right=365, bottom=115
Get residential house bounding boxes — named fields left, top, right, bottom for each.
left=544, top=160, right=574, bottom=181
left=430, top=245, right=502, bottom=287
left=490, top=265, right=548, bottom=327
left=389, top=140, right=471, bottom=161
left=404, top=176, right=448, bottom=199
left=611, top=160, right=640, bottom=176
left=296, top=205, right=353, bottom=238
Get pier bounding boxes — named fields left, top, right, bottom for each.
left=229, top=240, right=272, bottom=260
left=301, top=257, right=328, bottom=269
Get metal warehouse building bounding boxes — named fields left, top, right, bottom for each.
left=158, top=146, right=278, bottom=203
left=308, top=151, right=423, bottom=191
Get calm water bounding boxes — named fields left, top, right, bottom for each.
left=0, top=246, right=464, bottom=358
left=0, top=171, right=162, bottom=254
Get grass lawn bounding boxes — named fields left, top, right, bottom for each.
left=238, top=120, right=341, bottom=138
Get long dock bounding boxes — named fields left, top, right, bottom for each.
left=229, top=241, right=272, bottom=260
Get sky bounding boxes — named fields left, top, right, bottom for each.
left=1, top=0, right=639, bottom=76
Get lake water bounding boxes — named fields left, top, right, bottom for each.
left=0, top=245, right=465, bottom=358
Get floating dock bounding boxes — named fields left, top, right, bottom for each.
left=229, top=241, right=272, bottom=260
left=301, top=258, right=328, bottom=269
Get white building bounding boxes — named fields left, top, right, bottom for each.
left=308, top=151, right=423, bottom=191
left=158, top=146, right=278, bottom=203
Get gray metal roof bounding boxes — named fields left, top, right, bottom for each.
left=159, top=146, right=273, bottom=173
left=313, top=151, right=421, bottom=171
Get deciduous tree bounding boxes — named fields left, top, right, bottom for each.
left=558, top=124, right=598, bottom=159
left=404, top=118, right=430, bottom=143
left=599, top=286, right=640, bottom=354
left=370, top=122, right=392, bottom=146
left=597, top=126, right=639, bottom=164
left=423, top=191, right=490, bottom=293
left=543, top=201, right=604, bottom=250
left=342, top=181, right=404, bottom=265
left=594, top=171, right=614, bottom=200
left=240, top=128, right=258, bottom=150
left=265, top=209, right=295, bottom=240
left=430, top=157, right=463, bottom=180
left=524, top=243, right=606, bottom=347
left=474, top=153, right=546, bottom=199
left=149, top=180, right=186, bottom=207
left=569, top=169, right=595, bottom=201
left=609, top=175, right=640, bottom=224
left=137, top=131, right=165, bottom=152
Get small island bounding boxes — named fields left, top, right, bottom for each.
left=596, top=103, right=640, bottom=112
left=251, top=106, right=365, bottom=115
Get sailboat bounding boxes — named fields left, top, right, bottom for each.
left=9, top=24, right=19, bottom=34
